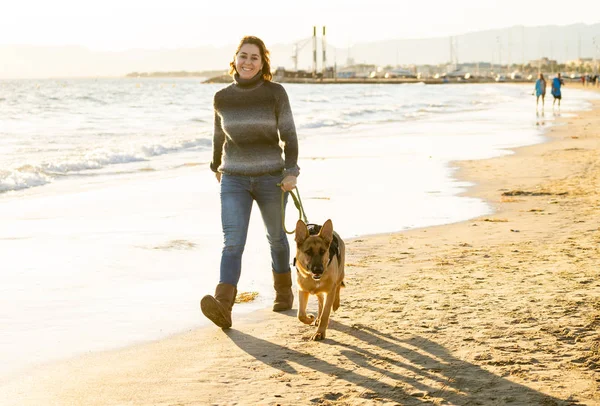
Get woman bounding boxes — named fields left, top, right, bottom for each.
left=535, top=73, right=546, bottom=111
left=201, top=36, right=300, bottom=329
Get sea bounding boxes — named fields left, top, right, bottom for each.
left=1, top=78, right=598, bottom=379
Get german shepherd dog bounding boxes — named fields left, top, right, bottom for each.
left=294, top=219, right=345, bottom=341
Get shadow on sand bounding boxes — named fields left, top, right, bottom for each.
left=225, top=319, right=579, bottom=405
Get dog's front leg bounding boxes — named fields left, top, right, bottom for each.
left=315, top=293, right=325, bottom=326
left=311, top=290, right=335, bottom=341
left=297, top=289, right=315, bottom=325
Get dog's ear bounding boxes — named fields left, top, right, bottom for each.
left=319, top=219, right=334, bottom=245
left=295, top=220, right=309, bottom=244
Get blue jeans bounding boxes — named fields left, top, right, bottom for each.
left=219, top=173, right=290, bottom=286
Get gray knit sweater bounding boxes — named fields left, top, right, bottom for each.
left=210, top=74, right=300, bottom=177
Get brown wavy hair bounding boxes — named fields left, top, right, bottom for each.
left=229, top=36, right=272, bottom=81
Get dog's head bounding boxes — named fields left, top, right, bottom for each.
left=295, top=219, right=334, bottom=280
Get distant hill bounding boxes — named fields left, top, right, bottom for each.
left=345, top=23, right=600, bottom=67
left=1, top=23, right=599, bottom=78
left=0, top=45, right=234, bottom=79
left=125, top=70, right=226, bottom=78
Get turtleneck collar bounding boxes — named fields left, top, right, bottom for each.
left=233, top=72, right=265, bottom=89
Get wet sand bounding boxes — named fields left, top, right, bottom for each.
left=1, top=93, right=599, bottom=405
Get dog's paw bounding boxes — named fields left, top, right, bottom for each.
left=310, top=330, right=326, bottom=341
left=299, top=314, right=315, bottom=325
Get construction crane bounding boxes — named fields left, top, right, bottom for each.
left=291, top=37, right=312, bottom=71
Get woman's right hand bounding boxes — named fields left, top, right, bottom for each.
left=215, top=172, right=222, bottom=183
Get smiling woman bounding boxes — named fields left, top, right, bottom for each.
left=233, top=44, right=265, bottom=80
left=200, top=35, right=300, bottom=329
left=228, top=37, right=272, bottom=81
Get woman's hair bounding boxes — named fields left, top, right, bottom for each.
left=539, top=73, right=545, bottom=80
left=229, top=36, right=272, bottom=81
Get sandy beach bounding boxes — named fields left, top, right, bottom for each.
left=1, top=88, right=599, bottom=405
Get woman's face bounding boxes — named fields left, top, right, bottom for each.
left=235, top=43, right=264, bottom=80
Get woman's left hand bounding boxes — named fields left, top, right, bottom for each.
left=280, top=175, right=297, bottom=192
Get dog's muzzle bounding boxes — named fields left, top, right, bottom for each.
left=311, top=265, right=324, bottom=280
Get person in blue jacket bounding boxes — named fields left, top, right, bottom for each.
left=551, top=73, right=565, bottom=109
left=535, top=73, right=546, bottom=111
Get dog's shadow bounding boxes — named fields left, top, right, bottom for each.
left=225, top=319, right=575, bottom=404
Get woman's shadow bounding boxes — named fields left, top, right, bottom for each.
left=224, top=319, right=577, bottom=405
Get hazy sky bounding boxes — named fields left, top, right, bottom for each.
left=3, top=0, right=599, bottom=51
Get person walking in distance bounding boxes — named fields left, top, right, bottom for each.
left=535, top=73, right=546, bottom=112
left=201, top=36, right=300, bottom=329
left=551, top=73, right=565, bottom=111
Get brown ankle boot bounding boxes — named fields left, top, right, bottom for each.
left=272, top=271, right=294, bottom=312
left=200, top=283, right=237, bottom=328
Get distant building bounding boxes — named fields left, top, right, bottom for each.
left=528, top=57, right=558, bottom=68
left=566, top=58, right=594, bottom=67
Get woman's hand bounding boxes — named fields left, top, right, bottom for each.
left=215, top=172, right=222, bottom=183
left=280, top=175, right=297, bottom=192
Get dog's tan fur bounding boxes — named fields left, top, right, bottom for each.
left=294, top=219, right=345, bottom=341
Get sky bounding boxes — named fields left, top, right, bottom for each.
left=2, top=0, right=600, bottom=51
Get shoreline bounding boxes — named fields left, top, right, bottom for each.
left=205, top=75, right=533, bottom=85
left=2, top=89, right=599, bottom=404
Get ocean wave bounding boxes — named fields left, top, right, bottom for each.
left=298, top=103, right=435, bottom=129
left=403, top=111, right=430, bottom=119
left=340, top=105, right=398, bottom=117
left=42, top=153, right=148, bottom=173
left=1, top=137, right=212, bottom=193
left=41, top=138, right=211, bottom=173
left=75, top=95, right=107, bottom=105
left=0, top=170, right=51, bottom=193
left=298, top=95, right=331, bottom=103
left=141, top=138, right=211, bottom=156
left=339, top=93, right=387, bottom=101
left=298, top=118, right=346, bottom=130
